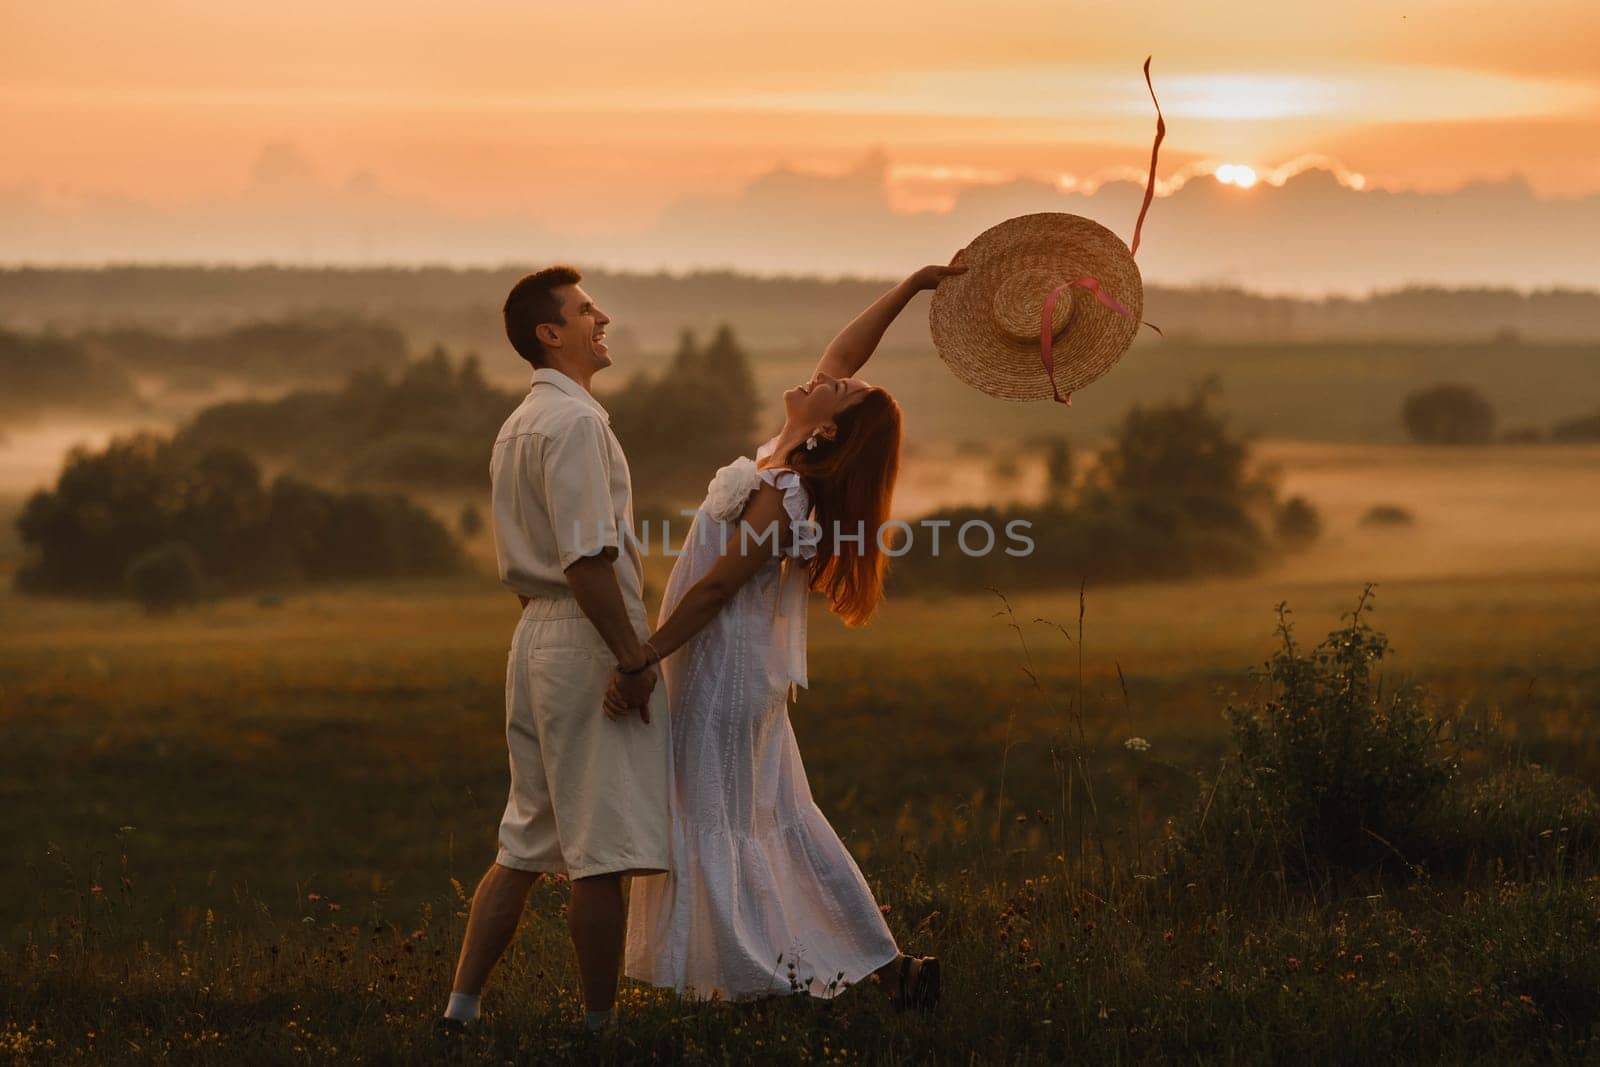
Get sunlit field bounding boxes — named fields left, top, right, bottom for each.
left=4, top=434, right=1599, bottom=1063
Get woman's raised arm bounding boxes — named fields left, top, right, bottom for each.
left=813, top=263, right=966, bottom=381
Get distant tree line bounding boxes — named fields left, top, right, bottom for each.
left=888, top=382, right=1318, bottom=593
left=172, top=329, right=764, bottom=502
left=13, top=326, right=768, bottom=607
left=82, top=315, right=406, bottom=389
left=176, top=347, right=514, bottom=490
left=0, top=326, right=139, bottom=418
left=14, top=434, right=461, bottom=609
left=7, top=267, right=1600, bottom=349
left=0, top=315, right=406, bottom=423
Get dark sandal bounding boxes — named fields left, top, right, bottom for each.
left=894, top=955, right=941, bottom=1013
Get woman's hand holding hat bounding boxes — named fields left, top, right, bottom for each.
left=910, top=263, right=968, bottom=291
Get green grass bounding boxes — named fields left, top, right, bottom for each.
left=3, top=572, right=1600, bottom=1063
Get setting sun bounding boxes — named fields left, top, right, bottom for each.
left=1215, top=163, right=1259, bottom=188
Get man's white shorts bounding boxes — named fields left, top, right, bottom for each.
left=495, top=596, right=671, bottom=880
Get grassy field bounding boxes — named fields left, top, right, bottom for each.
left=4, top=436, right=1600, bottom=1063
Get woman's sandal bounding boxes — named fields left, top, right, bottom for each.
left=893, top=955, right=941, bottom=1013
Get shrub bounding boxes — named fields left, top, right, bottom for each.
left=1361, top=504, right=1415, bottom=526
left=1550, top=409, right=1600, bottom=443
left=124, top=541, right=205, bottom=613
left=1401, top=383, right=1495, bottom=444
left=1274, top=495, right=1321, bottom=548
left=888, top=383, right=1283, bottom=592
left=1177, top=586, right=1458, bottom=884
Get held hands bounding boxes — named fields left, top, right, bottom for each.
left=603, top=664, right=657, bottom=723
left=909, top=263, right=968, bottom=291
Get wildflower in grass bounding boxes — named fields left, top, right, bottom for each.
left=1124, top=737, right=1150, bottom=752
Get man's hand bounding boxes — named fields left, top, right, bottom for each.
left=603, top=667, right=656, bottom=723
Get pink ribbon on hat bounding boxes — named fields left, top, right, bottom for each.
left=1041, top=56, right=1165, bottom=407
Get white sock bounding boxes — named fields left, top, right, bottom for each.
left=444, top=991, right=481, bottom=1024
left=584, top=1008, right=614, bottom=1032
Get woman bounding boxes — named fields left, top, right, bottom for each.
left=616, top=262, right=964, bottom=1009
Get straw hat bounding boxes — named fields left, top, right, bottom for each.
left=929, top=212, right=1144, bottom=403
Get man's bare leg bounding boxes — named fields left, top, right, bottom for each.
left=567, top=873, right=626, bottom=1018
left=449, top=863, right=541, bottom=998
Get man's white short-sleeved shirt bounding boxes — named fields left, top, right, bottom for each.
left=489, top=368, right=644, bottom=614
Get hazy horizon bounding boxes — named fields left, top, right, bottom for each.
left=5, top=1, right=1599, bottom=291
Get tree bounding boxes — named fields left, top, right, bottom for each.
left=607, top=324, right=763, bottom=504
left=702, top=324, right=761, bottom=446
left=1092, top=378, right=1270, bottom=515
left=1274, top=495, right=1321, bottom=548
left=1043, top=437, right=1074, bottom=503
left=1401, top=384, right=1495, bottom=444
left=887, top=385, right=1295, bottom=594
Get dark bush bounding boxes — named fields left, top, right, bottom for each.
left=1176, top=586, right=1458, bottom=884
left=1274, top=495, right=1321, bottom=548
left=1550, top=409, right=1600, bottom=443
left=1361, top=504, right=1415, bottom=526
left=124, top=541, right=205, bottom=614
left=889, top=383, right=1282, bottom=592
left=1401, top=383, right=1495, bottom=444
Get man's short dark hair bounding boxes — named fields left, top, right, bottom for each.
left=504, top=265, right=582, bottom=368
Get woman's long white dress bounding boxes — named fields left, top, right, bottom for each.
left=623, top=442, right=900, bottom=1000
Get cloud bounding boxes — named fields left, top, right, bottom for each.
left=2, top=143, right=1598, bottom=295
left=612, top=154, right=1600, bottom=293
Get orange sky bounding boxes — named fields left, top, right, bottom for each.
left=2, top=0, right=1597, bottom=235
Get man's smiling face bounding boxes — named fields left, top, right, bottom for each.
left=541, top=283, right=613, bottom=373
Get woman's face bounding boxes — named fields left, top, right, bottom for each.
left=782, top=370, right=871, bottom=432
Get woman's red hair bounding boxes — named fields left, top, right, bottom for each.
left=780, top=387, right=902, bottom=626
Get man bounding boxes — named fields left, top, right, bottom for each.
left=439, top=266, right=671, bottom=1036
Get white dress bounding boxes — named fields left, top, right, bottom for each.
left=623, top=440, right=900, bottom=1000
